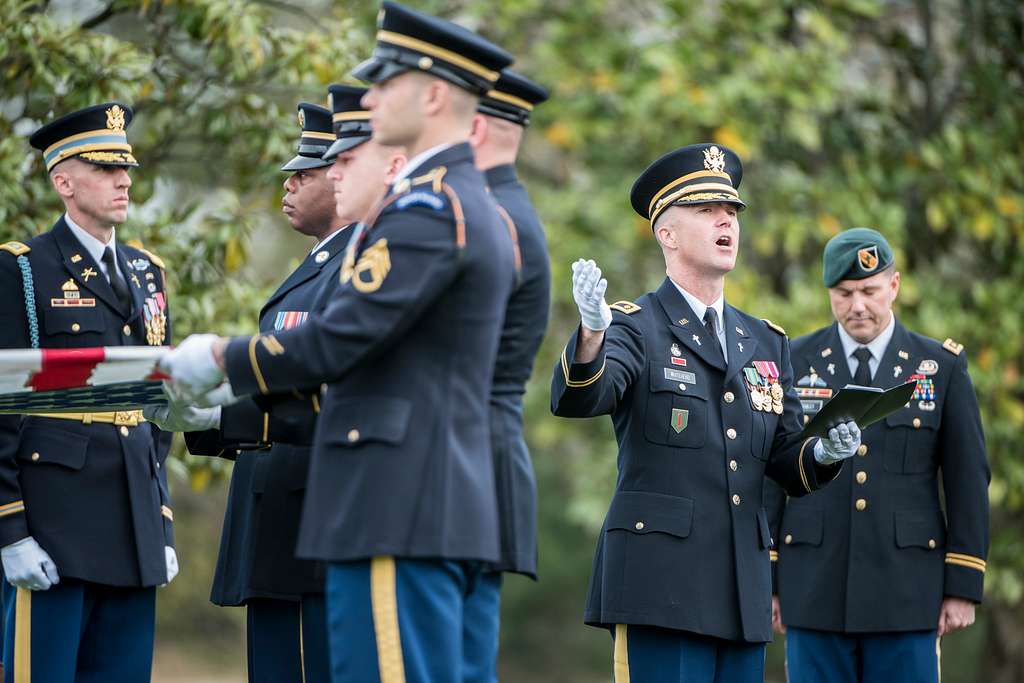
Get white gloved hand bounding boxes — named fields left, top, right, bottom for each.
left=143, top=383, right=221, bottom=432
left=1, top=537, right=59, bottom=591
left=164, top=546, right=179, bottom=585
left=193, top=382, right=241, bottom=409
left=571, top=259, right=612, bottom=332
left=814, top=420, right=862, bottom=465
left=159, top=334, right=224, bottom=399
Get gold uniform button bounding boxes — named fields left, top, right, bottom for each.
left=784, top=534, right=793, bottom=545
left=724, top=391, right=735, bottom=404
left=913, top=417, right=922, bottom=429
left=729, top=459, right=738, bottom=472
left=856, top=471, right=867, bottom=484
left=928, top=539, right=937, bottom=549
left=857, top=444, right=868, bottom=456
left=732, top=494, right=741, bottom=506
left=855, top=498, right=867, bottom=511
left=71, top=323, right=81, bottom=332
left=347, top=429, right=360, bottom=443
left=678, top=383, right=687, bottom=391
left=123, top=324, right=131, bottom=335
left=726, top=428, right=737, bottom=440
left=31, top=452, right=40, bottom=461
left=418, top=56, right=433, bottom=70
left=120, top=426, right=130, bottom=437
left=803, top=415, right=810, bottom=425
left=634, top=521, right=644, bottom=531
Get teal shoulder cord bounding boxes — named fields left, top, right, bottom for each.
left=16, top=255, right=40, bottom=349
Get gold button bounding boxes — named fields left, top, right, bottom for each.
left=724, top=391, right=735, bottom=404
left=729, top=459, right=738, bottom=472
left=913, top=417, right=921, bottom=429
left=31, top=452, right=40, bottom=461
left=418, top=56, right=433, bottom=70
left=71, top=322, right=81, bottom=332
left=855, top=498, right=867, bottom=511
left=732, top=494, right=741, bottom=506
left=123, top=324, right=131, bottom=335
left=156, top=461, right=161, bottom=469
left=726, top=428, right=737, bottom=440
left=347, top=429, right=360, bottom=443
left=784, top=534, right=793, bottom=545
left=928, top=539, right=937, bottom=549
left=634, top=521, right=644, bottom=530
left=856, top=471, right=867, bottom=484
left=803, top=415, right=809, bottom=425
left=120, top=426, right=130, bottom=437
left=857, top=444, right=868, bottom=456
left=678, top=383, right=687, bottom=391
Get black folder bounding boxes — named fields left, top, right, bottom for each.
left=800, top=380, right=918, bottom=439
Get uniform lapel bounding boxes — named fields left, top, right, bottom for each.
left=723, top=305, right=757, bottom=383
left=654, top=278, right=726, bottom=371
left=815, top=322, right=853, bottom=387
left=116, top=247, right=144, bottom=323
left=874, top=318, right=912, bottom=389
left=259, top=225, right=351, bottom=324
left=53, top=218, right=125, bottom=316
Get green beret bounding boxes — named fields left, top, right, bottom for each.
left=822, top=227, right=895, bottom=287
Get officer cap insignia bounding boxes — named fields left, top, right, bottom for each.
left=703, top=145, right=727, bottom=173
left=857, top=245, right=879, bottom=271
left=610, top=300, right=641, bottom=314
left=942, top=338, right=963, bottom=356
left=762, top=318, right=786, bottom=336
left=0, top=241, right=30, bottom=256
left=106, top=104, right=126, bottom=131
left=298, top=109, right=306, bottom=127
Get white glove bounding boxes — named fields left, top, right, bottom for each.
left=2, top=537, right=59, bottom=591
left=164, top=546, right=179, bottom=585
left=159, top=334, right=224, bottom=399
left=143, top=384, right=221, bottom=432
left=193, top=382, right=241, bottom=409
left=814, top=420, right=862, bottom=465
left=571, top=259, right=612, bottom=332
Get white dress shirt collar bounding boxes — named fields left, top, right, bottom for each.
left=837, top=312, right=896, bottom=377
left=65, top=213, right=120, bottom=277
left=669, top=278, right=728, bottom=361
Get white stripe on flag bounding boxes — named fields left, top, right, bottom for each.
left=0, top=350, right=42, bottom=394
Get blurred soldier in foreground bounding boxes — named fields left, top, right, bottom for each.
left=0, top=103, right=176, bottom=681
left=157, top=2, right=518, bottom=680
left=464, top=69, right=550, bottom=681
left=551, top=143, right=862, bottom=682
left=765, top=227, right=989, bottom=683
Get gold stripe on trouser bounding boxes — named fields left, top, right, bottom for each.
left=15, top=587, right=31, bottom=683
left=299, top=601, right=306, bottom=683
left=936, top=635, right=942, bottom=682
left=370, top=556, right=406, bottom=683
left=614, top=623, right=630, bottom=683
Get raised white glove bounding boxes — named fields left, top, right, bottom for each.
left=194, top=382, right=241, bottom=409
left=571, top=259, right=612, bottom=332
left=814, top=420, right=862, bottom=465
left=159, top=334, right=224, bottom=399
left=2, top=537, right=59, bottom=591
left=143, top=383, right=221, bottom=432
left=164, top=546, right=179, bottom=584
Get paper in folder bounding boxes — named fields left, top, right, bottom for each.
left=800, top=380, right=918, bottom=438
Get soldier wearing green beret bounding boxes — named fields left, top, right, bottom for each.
left=765, top=227, right=991, bottom=683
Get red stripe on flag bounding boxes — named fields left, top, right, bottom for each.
left=28, top=348, right=106, bottom=391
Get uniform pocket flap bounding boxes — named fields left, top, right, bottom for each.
left=321, top=396, right=412, bottom=447
left=606, top=491, right=694, bottom=539
left=18, top=422, right=89, bottom=470
left=648, top=362, right=708, bottom=400
left=782, top=508, right=823, bottom=546
left=43, top=307, right=106, bottom=335
left=885, top=408, right=940, bottom=430
left=894, top=510, right=945, bottom=549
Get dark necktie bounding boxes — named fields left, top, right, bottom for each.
left=101, top=247, right=131, bottom=313
left=703, top=308, right=725, bottom=362
left=853, top=346, right=873, bottom=386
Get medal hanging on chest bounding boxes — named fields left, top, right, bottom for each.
left=143, top=292, right=167, bottom=345
left=745, top=361, right=784, bottom=414
left=910, top=373, right=937, bottom=411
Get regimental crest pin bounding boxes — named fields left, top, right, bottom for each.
left=671, top=408, right=689, bottom=433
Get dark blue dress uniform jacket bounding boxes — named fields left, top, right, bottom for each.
left=551, top=279, right=842, bottom=643
left=223, top=143, right=517, bottom=565
left=0, top=217, right=174, bottom=587
left=185, top=231, right=348, bottom=605
left=764, top=320, right=989, bottom=633
left=485, top=164, right=550, bottom=578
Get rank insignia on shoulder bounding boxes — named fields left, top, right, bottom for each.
left=762, top=319, right=786, bottom=336
left=1, top=241, right=30, bottom=256
left=942, top=338, right=964, bottom=356
left=610, top=301, right=641, bottom=314
left=395, top=191, right=445, bottom=212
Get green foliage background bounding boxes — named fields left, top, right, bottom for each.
left=1, top=0, right=1021, bottom=680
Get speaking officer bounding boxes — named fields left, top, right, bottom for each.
left=0, top=103, right=176, bottom=682
left=764, top=228, right=989, bottom=683
left=158, top=3, right=517, bottom=681
left=551, top=144, right=863, bottom=682
left=147, top=99, right=362, bottom=683
left=463, top=69, right=551, bottom=682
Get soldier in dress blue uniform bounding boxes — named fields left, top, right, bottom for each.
left=550, top=144, right=865, bottom=683
left=0, top=102, right=177, bottom=682
left=157, top=3, right=517, bottom=681
left=464, top=69, right=551, bottom=681
left=764, top=228, right=990, bottom=683
left=146, top=98, right=375, bottom=683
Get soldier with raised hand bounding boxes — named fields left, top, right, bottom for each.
left=157, top=2, right=517, bottom=680
left=0, top=102, right=176, bottom=681
left=765, top=228, right=989, bottom=683
left=551, top=144, right=863, bottom=682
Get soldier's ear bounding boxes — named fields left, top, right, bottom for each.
left=384, top=153, right=408, bottom=185
left=49, top=167, right=74, bottom=199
